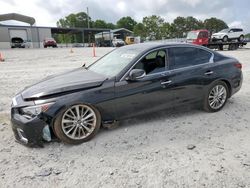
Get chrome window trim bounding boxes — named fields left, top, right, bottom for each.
left=120, top=45, right=214, bottom=81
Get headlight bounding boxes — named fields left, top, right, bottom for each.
left=21, top=102, right=54, bottom=118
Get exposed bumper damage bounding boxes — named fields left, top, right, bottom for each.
left=11, top=109, right=52, bottom=147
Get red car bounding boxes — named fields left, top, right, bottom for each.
left=43, top=38, right=57, bottom=48
left=186, top=30, right=210, bottom=46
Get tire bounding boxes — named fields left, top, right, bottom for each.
left=53, top=104, right=101, bottom=144
left=203, top=81, right=229, bottom=112
left=222, top=36, right=228, bottom=42
left=238, top=35, right=244, bottom=42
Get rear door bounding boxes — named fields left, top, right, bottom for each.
left=167, top=46, right=214, bottom=105
left=228, top=29, right=237, bottom=39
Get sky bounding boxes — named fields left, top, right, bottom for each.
left=0, top=0, right=250, bottom=33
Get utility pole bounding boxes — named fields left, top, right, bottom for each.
left=87, top=7, right=90, bottom=29
left=87, top=7, right=90, bottom=44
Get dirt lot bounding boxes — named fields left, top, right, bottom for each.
left=0, top=45, right=250, bottom=188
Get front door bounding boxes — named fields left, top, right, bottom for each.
left=114, top=48, right=176, bottom=119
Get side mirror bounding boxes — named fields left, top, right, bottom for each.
left=127, top=69, right=146, bottom=81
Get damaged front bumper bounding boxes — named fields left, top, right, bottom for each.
left=11, top=105, right=52, bottom=147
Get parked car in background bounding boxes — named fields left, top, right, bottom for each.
left=11, top=43, right=243, bottom=147
left=11, top=37, right=25, bottom=48
left=72, top=43, right=85, bottom=48
left=43, top=38, right=57, bottom=48
left=211, top=28, right=244, bottom=42
left=112, top=39, right=125, bottom=47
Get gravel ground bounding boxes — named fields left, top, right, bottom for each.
left=0, top=45, right=250, bottom=188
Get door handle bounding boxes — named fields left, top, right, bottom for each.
left=204, top=71, right=214, bottom=75
left=161, top=80, right=172, bottom=85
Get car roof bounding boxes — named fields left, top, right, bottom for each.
left=121, top=42, right=209, bottom=52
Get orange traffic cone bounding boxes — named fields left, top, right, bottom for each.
left=0, top=52, right=5, bottom=62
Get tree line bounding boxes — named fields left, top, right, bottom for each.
left=56, top=12, right=229, bottom=43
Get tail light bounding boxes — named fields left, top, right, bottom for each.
left=234, top=62, right=242, bottom=70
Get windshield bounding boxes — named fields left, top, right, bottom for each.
left=88, top=47, right=141, bottom=77
left=187, top=32, right=198, bottom=39
left=219, top=29, right=229, bottom=33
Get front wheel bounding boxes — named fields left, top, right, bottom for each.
left=222, top=36, right=228, bottom=42
left=203, top=81, right=229, bottom=112
left=54, top=104, right=101, bottom=144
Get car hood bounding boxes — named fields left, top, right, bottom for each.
left=212, top=32, right=226, bottom=36
left=21, top=68, right=107, bottom=100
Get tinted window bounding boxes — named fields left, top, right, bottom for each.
left=168, top=47, right=212, bottom=69
left=133, top=49, right=166, bottom=75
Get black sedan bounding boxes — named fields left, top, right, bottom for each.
left=11, top=43, right=243, bottom=146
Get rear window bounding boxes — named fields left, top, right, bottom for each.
left=198, top=31, right=208, bottom=38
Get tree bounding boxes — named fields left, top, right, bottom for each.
left=56, top=12, right=92, bottom=43
left=93, top=19, right=108, bottom=28
left=106, top=23, right=116, bottom=29
left=245, top=33, right=250, bottom=38
left=160, top=22, right=171, bottom=39
left=204, top=17, right=228, bottom=33
left=57, top=12, right=91, bottom=28
left=171, top=16, right=203, bottom=38
left=133, top=23, right=147, bottom=39
left=171, top=17, right=186, bottom=38
left=185, top=16, right=204, bottom=32
left=142, top=15, right=165, bottom=40
left=116, top=16, right=137, bottom=31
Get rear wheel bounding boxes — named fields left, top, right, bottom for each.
left=222, top=36, right=228, bottom=42
left=203, top=81, right=229, bottom=112
left=54, top=104, right=101, bottom=144
left=238, top=35, right=244, bottom=42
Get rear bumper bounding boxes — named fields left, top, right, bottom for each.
left=231, top=72, right=243, bottom=96
left=11, top=111, right=48, bottom=147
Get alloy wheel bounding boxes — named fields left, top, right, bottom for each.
left=61, top=104, right=97, bottom=140
left=208, top=85, right=227, bottom=110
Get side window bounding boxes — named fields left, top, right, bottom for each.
left=133, top=49, right=166, bottom=75
left=198, top=32, right=208, bottom=38
left=168, top=47, right=212, bottom=69
left=195, top=48, right=212, bottom=64
left=145, top=51, right=157, bottom=60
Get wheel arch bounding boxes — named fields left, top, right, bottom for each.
left=219, top=79, right=232, bottom=98
left=49, top=101, right=102, bottom=135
